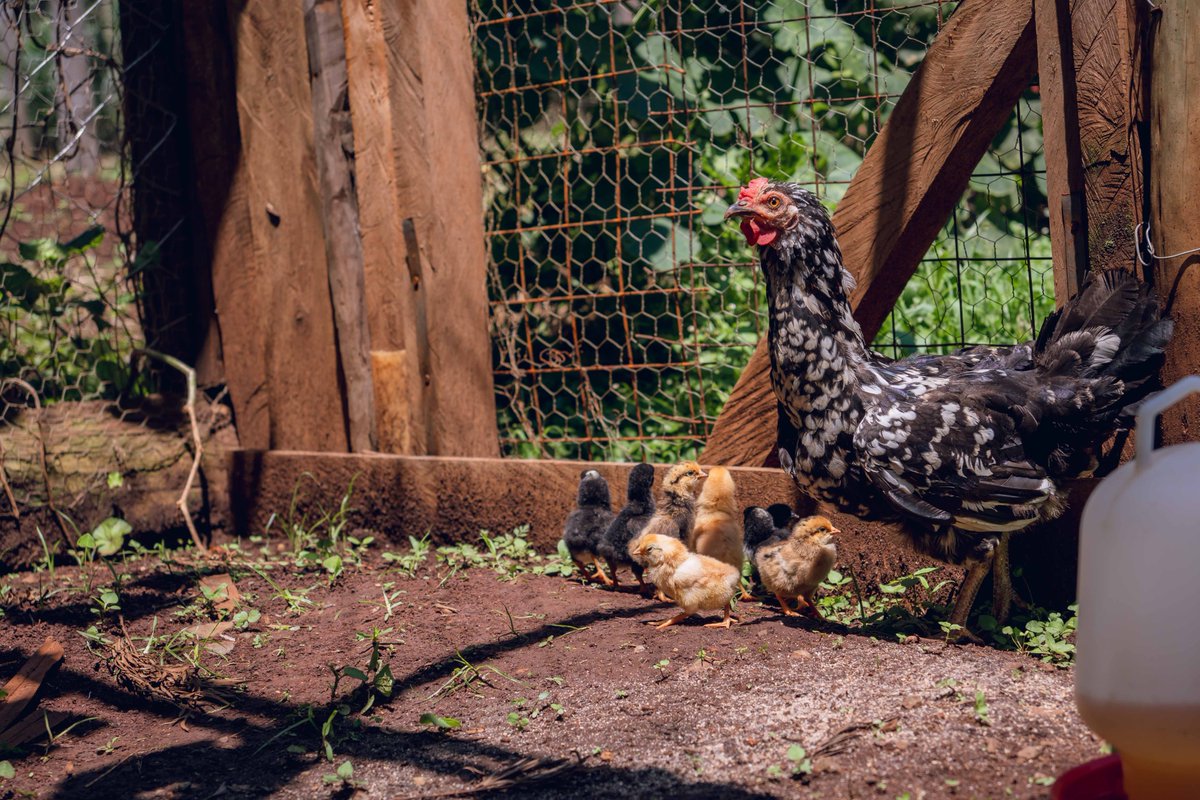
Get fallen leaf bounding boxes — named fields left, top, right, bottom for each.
left=179, top=622, right=236, bottom=656
left=199, top=574, right=241, bottom=614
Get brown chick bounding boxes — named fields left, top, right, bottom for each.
left=754, top=515, right=839, bottom=617
left=630, top=461, right=705, bottom=601
left=630, top=533, right=741, bottom=629
left=689, top=466, right=744, bottom=578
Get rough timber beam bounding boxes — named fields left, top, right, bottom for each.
left=702, top=0, right=1037, bottom=467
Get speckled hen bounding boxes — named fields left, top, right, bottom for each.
left=726, top=177, right=1174, bottom=639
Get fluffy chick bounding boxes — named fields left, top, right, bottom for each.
left=562, top=469, right=616, bottom=585
left=689, top=467, right=743, bottom=571
left=596, top=463, right=656, bottom=588
left=754, top=515, right=839, bottom=617
left=630, top=533, right=741, bottom=629
left=633, top=461, right=706, bottom=601
left=636, top=461, right=705, bottom=542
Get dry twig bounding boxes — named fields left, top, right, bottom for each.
left=394, top=753, right=583, bottom=799
left=134, top=349, right=206, bottom=552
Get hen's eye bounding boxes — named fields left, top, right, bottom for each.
left=766, top=196, right=782, bottom=209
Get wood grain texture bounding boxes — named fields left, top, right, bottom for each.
left=703, top=0, right=1037, bottom=467
left=1149, top=0, right=1200, bottom=445
left=1036, top=0, right=1089, bottom=304
left=304, top=0, right=376, bottom=452
left=180, top=4, right=268, bottom=446
left=225, top=0, right=349, bottom=451
left=1072, top=0, right=1142, bottom=273
left=0, top=637, right=64, bottom=736
left=341, top=0, right=428, bottom=452
left=340, top=0, right=498, bottom=457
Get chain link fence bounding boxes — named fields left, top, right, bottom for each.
left=472, top=0, right=1053, bottom=463
left=0, top=1, right=208, bottom=529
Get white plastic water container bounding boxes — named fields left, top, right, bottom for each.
left=1077, top=376, right=1200, bottom=799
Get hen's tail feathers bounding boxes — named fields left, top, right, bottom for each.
left=1034, top=270, right=1174, bottom=417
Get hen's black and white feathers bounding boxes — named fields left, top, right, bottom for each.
left=596, top=463, right=656, bottom=578
left=755, top=181, right=1173, bottom=564
left=563, top=469, right=615, bottom=563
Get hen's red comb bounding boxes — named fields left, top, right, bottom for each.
left=738, top=177, right=769, bottom=202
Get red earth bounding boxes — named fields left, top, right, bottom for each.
left=1, top=552, right=1099, bottom=799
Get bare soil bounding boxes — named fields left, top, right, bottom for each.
left=1, top=556, right=1100, bottom=800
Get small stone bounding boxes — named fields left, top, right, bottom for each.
left=599, top=750, right=614, bottom=762
left=902, top=695, right=923, bottom=710
left=791, top=649, right=812, bottom=659
left=985, top=737, right=1002, bottom=755
left=1016, top=745, right=1043, bottom=761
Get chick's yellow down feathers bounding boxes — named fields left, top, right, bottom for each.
left=755, top=515, right=838, bottom=617
left=630, top=533, right=740, bottom=629
left=688, top=466, right=744, bottom=575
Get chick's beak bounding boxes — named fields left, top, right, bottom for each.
left=697, top=469, right=708, bottom=478
left=829, top=527, right=841, bottom=536
left=724, top=200, right=753, bottom=220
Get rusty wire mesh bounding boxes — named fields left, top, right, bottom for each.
left=0, top=1, right=197, bottom=521
left=472, top=0, right=1053, bottom=462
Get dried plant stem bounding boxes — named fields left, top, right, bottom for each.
left=1, top=378, right=71, bottom=545
left=135, top=349, right=206, bottom=552
left=0, top=435, right=19, bottom=519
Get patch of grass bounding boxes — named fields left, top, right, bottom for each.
left=429, top=651, right=523, bottom=700
left=269, top=473, right=367, bottom=584
left=973, top=690, right=991, bottom=726
left=435, top=525, right=572, bottom=584
left=419, top=713, right=462, bottom=731
left=382, top=533, right=432, bottom=577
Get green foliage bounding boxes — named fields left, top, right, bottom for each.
left=1, top=228, right=146, bottom=401
left=381, top=533, right=432, bottom=577
left=270, top=473, right=367, bottom=585
left=435, top=525, right=566, bottom=583
left=419, top=713, right=462, bottom=731
left=322, top=760, right=358, bottom=787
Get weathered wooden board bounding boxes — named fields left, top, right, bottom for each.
left=1071, top=0, right=1143, bottom=273
left=1036, top=0, right=1089, bottom=303
left=341, top=0, right=427, bottom=452
left=341, top=0, right=498, bottom=457
left=1149, top=0, right=1200, bottom=445
left=224, top=0, right=349, bottom=451
left=304, top=0, right=376, bottom=453
left=703, top=0, right=1038, bottom=466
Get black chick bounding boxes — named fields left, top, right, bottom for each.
left=743, top=506, right=791, bottom=593
left=596, top=463, right=655, bottom=589
left=562, top=469, right=617, bottom=585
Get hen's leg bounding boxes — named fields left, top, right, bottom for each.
left=991, top=532, right=1013, bottom=623
left=947, top=548, right=993, bottom=644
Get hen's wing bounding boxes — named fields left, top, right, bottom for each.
left=853, top=379, right=1057, bottom=533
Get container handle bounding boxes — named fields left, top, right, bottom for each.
left=1136, top=375, right=1200, bottom=467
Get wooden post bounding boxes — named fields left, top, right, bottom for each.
left=220, top=0, right=349, bottom=451
left=1072, top=0, right=1144, bottom=274
left=1149, top=1, right=1200, bottom=445
left=341, top=0, right=499, bottom=457
left=702, top=0, right=1037, bottom=466
left=1035, top=0, right=1089, bottom=304
left=304, top=0, right=377, bottom=453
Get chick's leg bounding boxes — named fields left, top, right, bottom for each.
left=700, top=609, right=739, bottom=628
left=653, top=612, right=691, bottom=630
left=774, top=593, right=799, bottom=616
left=590, top=558, right=615, bottom=587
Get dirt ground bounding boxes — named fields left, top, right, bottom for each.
left=1, top=555, right=1100, bottom=800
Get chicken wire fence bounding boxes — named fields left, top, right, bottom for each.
left=472, top=0, right=1054, bottom=463
left=1, top=1, right=196, bottom=518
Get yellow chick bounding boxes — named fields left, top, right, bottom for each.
left=755, top=515, right=839, bottom=617
left=688, top=466, right=744, bottom=576
left=630, top=533, right=741, bottom=629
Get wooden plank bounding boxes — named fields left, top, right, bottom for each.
left=340, top=0, right=439, bottom=450
left=340, top=0, right=498, bottom=457
left=180, top=4, right=271, bottom=448
left=1072, top=0, right=1142, bottom=273
left=0, top=637, right=64, bottom=736
left=1149, top=0, right=1200, bottom=446
left=228, top=449, right=968, bottom=593
left=1035, top=0, right=1090, bottom=304
left=703, top=0, right=1038, bottom=466
left=304, top=0, right=377, bottom=453
left=225, top=0, right=349, bottom=451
